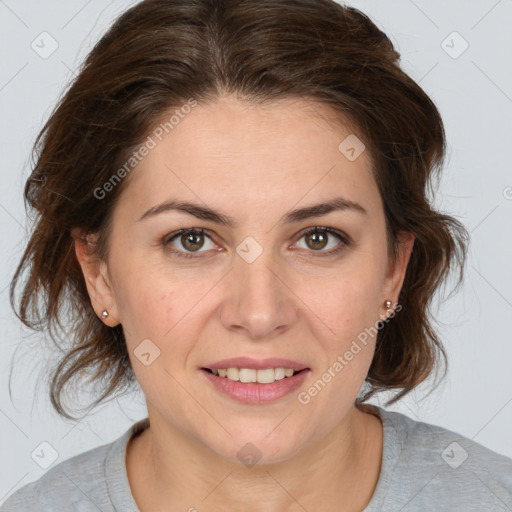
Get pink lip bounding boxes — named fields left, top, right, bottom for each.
left=203, top=357, right=310, bottom=371
left=200, top=368, right=310, bottom=404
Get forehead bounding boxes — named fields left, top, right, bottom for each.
left=155, top=95, right=366, bottom=161
left=118, top=95, right=381, bottom=221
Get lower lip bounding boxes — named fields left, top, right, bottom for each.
left=200, top=369, right=310, bottom=404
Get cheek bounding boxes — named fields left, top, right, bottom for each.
left=110, top=262, right=177, bottom=346
left=113, top=266, right=205, bottom=374
left=116, top=281, right=185, bottom=396
left=306, top=272, right=382, bottom=406
left=312, top=267, right=383, bottom=341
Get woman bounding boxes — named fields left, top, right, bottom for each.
left=3, top=0, right=512, bottom=510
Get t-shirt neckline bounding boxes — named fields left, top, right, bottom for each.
left=104, top=405, right=399, bottom=511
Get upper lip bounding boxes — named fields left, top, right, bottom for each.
left=203, top=357, right=310, bottom=371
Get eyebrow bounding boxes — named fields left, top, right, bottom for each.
left=137, top=196, right=367, bottom=227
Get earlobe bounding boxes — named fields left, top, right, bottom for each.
left=72, top=229, right=121, bottom=326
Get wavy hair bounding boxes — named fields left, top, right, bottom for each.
left=10, top=0, right=468, bottom=419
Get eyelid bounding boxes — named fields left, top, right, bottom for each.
left=291, top=226, right=350, bottom=257
left=295, top=225, right=351, bottom=245
left=162, top=228, right=215, bottom=254
left=163, top=226, right=350, bottom=258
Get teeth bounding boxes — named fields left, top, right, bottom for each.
left=210, top=367, right=300, bottom=384
left=239, top=368, right=256, bottom=383
left=253, top=368, right=274, bottom=384
left=227, top=367, right=240, bottom=381
left=274, top=367, right=285, bottom=380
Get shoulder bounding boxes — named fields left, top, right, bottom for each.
left=376, top=406, right=512, bottom=511
left=0, top=419, right=145, bottom=512
left=0, top=442, right=114, bottom=511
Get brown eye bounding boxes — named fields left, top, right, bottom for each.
left=295, top=226, right=349, bottom=256
left=180, top=231, right=205, bottom=252
left=304, top=230, right=329, bottom=250
left=164, top=228, right=217, bottom=259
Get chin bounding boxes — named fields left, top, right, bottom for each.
left=201, top=422, right=308, bottom=467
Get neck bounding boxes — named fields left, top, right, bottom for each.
left=126, top=404, right=383, bottom=512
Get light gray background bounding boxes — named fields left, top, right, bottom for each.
left=1, top=0, right=511, bottom=504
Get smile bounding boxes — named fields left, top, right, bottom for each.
left=200, top=367, right=310, bottom=404
left=206, top=367, right=299, bottom=383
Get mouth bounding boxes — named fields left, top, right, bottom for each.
left=199, top=366, right=311, bottom=404
left=201, top=367, right=307, bottom=383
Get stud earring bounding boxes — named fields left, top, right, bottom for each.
left=101, top=310, right=109, bottom=319
left=384, top=300, right=392, bottom=309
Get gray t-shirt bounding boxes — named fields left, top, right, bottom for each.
left=1, top=405, right=511, bottom=511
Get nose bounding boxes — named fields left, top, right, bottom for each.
left=219, top=247, right=299, bottom=340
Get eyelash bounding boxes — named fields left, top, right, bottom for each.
left=162, top=226, right=351, bottom=260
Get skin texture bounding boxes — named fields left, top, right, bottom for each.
left=75, top=95, right=415, bottom=512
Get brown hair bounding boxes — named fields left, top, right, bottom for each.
left=10, top=0, right=468, bottom=419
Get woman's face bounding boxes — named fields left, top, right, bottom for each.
left=81, top=95, right=413, bottom=463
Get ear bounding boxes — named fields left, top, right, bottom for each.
left=71, top=228, right=121, bottom=327
left=380, top=230, right=415, bottom=316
